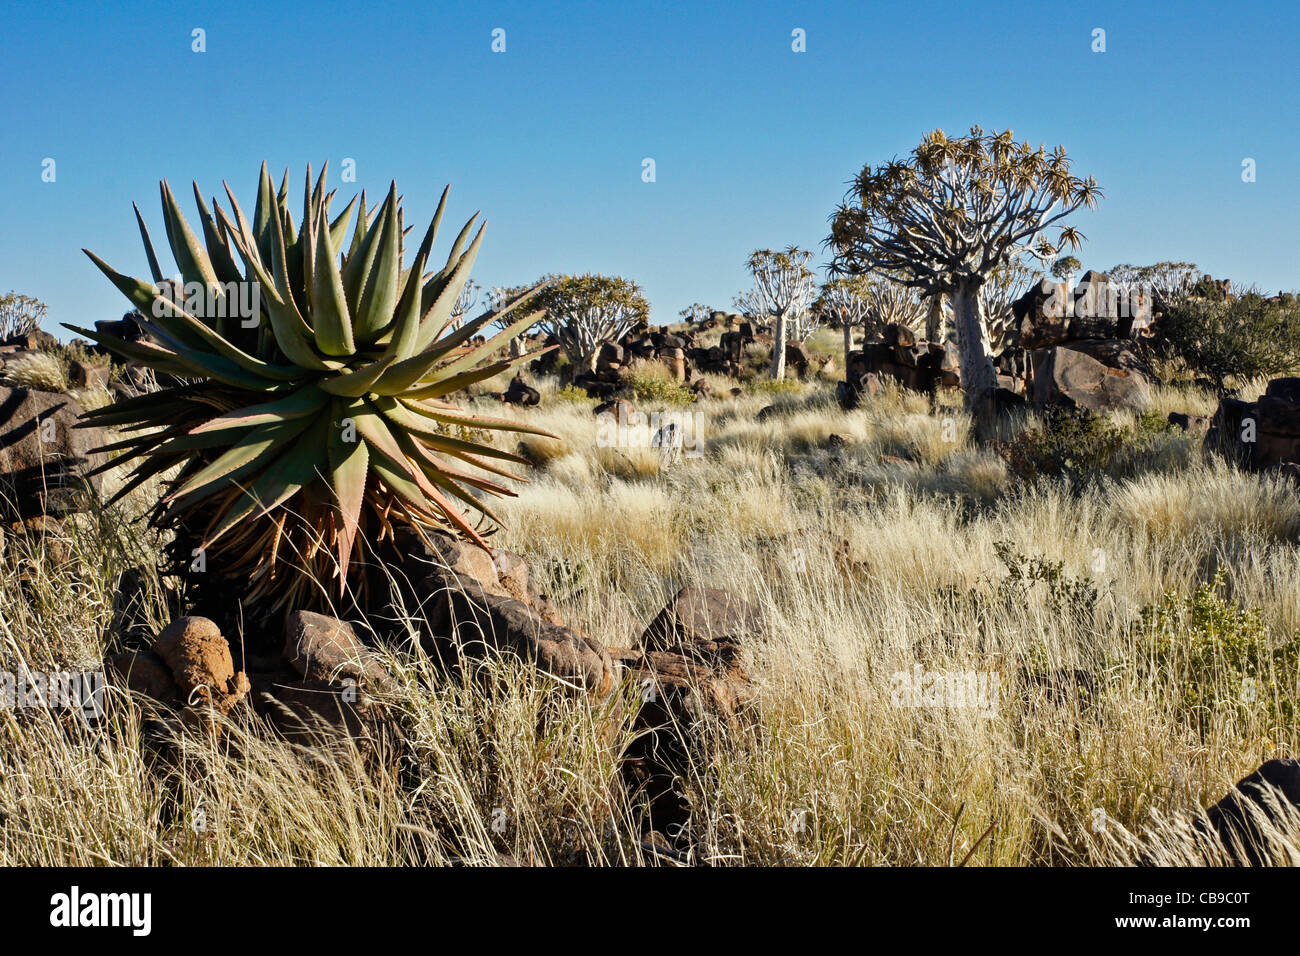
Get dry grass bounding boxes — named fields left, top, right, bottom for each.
left=2, top=373, right=1299, bottom=865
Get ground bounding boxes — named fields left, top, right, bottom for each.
left=2, top=350, right=1298, bottom=865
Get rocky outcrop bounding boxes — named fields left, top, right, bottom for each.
left=1198, top=759, right=1300, bottom=866
left=1027, top=346, right=1150, bottom=412
left=0, top=387, right=107, bottom=518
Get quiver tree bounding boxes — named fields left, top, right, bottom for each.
left=981, top=257, right=1040, bottom=350
left=451, top=279, right=480, bottom=329
left=487, top=284, right=534, bottom=357
left=529, top=272, right=649, bottom=373
left=678, top=302, right=713, bottom=324
left=0, top=292, right=48, bottom=339
left=828, top=127, right=1101, bottom=413
left=736, top=247, right=816, bottom=379
left=816, top=275, right=926, bottom=358
left=1050, top=255, right=1081, bottom=283
left=1109, top=261, right=1200, bottom=311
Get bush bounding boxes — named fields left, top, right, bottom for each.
left=746, top=377, right=805, bottom=398
left=626, top=374, right=694, bottom=406
left=555, top=384, right=592, bottom=404
left=994, top=407, right=1176, bottom=486
left=1, top=351, right=69, bottom=392
left=1160, top=289, right=1300, bottom=391
left=1140, top=572, right=1300, bottom=734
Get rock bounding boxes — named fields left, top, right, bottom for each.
left=883, top=324, right=917, bottom=348
left=594, top=398, right=635, bottom=421
left=827, top=432, right=853, bottom=448
left=619, top=587, right=759, bottom=830
left=0, top=387, right=107, bottom=518
left=641, top=586, right=761, bottom=658
left=152, top=616, right=250, bottom=715
left=104, top=650, right=179, bottom=704
left=1, top=330, right=58, bottom=351
left=662, top=348, right=687, bottom=383
left=418, top=529, right=509, bottom=597
left=1028, top=347, right=1150, bottom=412
left=1167, top=412, right=1211, bottom=436
left=690, top=378, right=711, bottom=400
left=284, top=611, right=393, bottom=690
left=68, top=360, right=111, bottom=390
left=1054, top=339, right=1156, bottom=381
left=756, top=405, right=779, bottom=423
left=1199, top=759, right=1300, bottom=866
left=1265, top=377, right=1300, bottom=404
left=1205, top=396, right=1258, bottom=468
left=597, top=343, right=625, bottom=370
left=502, top=374, right=540, bottom=406
left=784, top=342, right=811, bottom=379
left=488, top=547, right=565, bottom=626
left=414, top=563, right=615, bottom=697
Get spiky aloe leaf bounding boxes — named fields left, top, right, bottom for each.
left=78, top=165, right=555, bottom=611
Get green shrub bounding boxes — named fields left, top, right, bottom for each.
left=1160, top=289, right=1300, bottom=391
left=555, top=384, right=592, bottom=404
left=1140, top=572, right=1300, bottom=734
left=994, top=407, right=1175, bottom=487
left=627, top=375, right=695, bottom=406
left=747, top=377, right=805, bottom=398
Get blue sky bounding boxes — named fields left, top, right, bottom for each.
left=2, top=0, right=1297, bottom=335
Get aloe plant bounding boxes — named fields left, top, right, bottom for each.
left=69, top=163, right=554, bottom=610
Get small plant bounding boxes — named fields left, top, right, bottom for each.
left=554, top=384, right=591, bottom=404
left=1140, top=572, right=1300, bottom=734
left=994, top=407, right=1174, bottom=486
left=1, top=351, right=69, bottom=392
left=747, top=377, right=804, bottom=398
left=626, top=374, right=694, bottom=406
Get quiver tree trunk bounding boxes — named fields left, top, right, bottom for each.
left=842, top=321, right=854, bottom=376
left=950, top=279, right=998, bottom=416
left=926, top=292, right=946, bottom=343
left=770, top=313, right=788, bottom=379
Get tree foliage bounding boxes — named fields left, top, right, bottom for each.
left=828, top=127, right=1101, bottom=292
left=1161, top=286, right=1300, bottom=391
left=528, top=273, right=649, bottom=370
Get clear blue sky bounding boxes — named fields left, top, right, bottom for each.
left=2, top=0, right=1297, bottom=335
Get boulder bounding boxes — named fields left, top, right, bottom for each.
left=422, top=569, right=616, bottom=696
left=0, top=387, right=107, bottom=518
left=1028, top=347, right=1150, bottom=412
left=284, top=611, right=393, bottom=690
left=642, top=587, right=760, bottom=651
left=68, top=360, right=111, bottom=390
left=502, top=375, right=540, bottom=406
left=1168, top=412, right=1211, bottom=437
left=662, top=347, right=687, bottom=383
left=619, top=587, right=759, bottom=830
left=784, top=342, right=811, bottom=379
left=104, top=650, right=179, bottom=704
left=152, top=616, right=249, bottom=715
left=882, top=323, right=917, bottom=348
left=1199, top=759, right=1300, bottom=866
